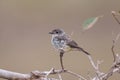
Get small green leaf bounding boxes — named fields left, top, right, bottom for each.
left=82, top=16, right=103, bottom=30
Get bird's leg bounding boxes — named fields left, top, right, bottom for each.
left=60, top=51, right=64, bottom=70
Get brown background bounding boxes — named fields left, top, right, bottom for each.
left=0, top=0, right=120, bottom=80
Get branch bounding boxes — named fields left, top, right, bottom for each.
left=100, top=32, right=120, bottom=80
left=67, top=70, right=87, bottom=80
left=112, top=11, right=120, bottom=24
left=89, top=31, right=120, bottom=80
left=0, top=69, right=30, bottom=80
left=87, top=53, right=120, bottom=80
left=87, top=55, right=105, bottom=79
left=0, top=68, right=87, bottom=80
left=101, top=54, right=120, bottom=80
left=111, top=32, right=120, bottom=61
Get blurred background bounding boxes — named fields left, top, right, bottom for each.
left=0, top=0, right=120, bottom=80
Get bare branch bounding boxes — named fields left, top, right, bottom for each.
left=87, top=55, right=103, bottom=76
left=112, top=11, right=120, bottom=24
left=67, top=70, right=87, bottom=80
left=111, top=39, right=116, bottom=62
left=58, top=73, right=62, bottom=80
left=101, top=54, right=120, bottom=80
left=111, top=32, right=120, bottom=61
left=0, top=69, right=61, bottom=80
left=0, top=69, right=30, bottom=80
left=0, top=68, right=87, bottom=80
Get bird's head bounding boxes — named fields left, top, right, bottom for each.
left=49, top=29, right=65, bottom=35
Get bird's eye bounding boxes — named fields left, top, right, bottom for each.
left=56, top=31, right=58, bottom=34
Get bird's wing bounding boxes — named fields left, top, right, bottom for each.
left=67, top=40, right=90, bottom=55
left=56, top=35, right=79, bottom=48
left=66, top=40, right=79, bottom=48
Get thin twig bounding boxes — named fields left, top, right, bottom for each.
left=111, top=32, right=120, bottom=62
left=58, top=73, right=62, bottom=80
left=112, top=11, right=120, bottom=24
left=111, top=40, right=116, bottom=62
left=67, top=70, right=87, bottom=80
left=88, top=56, right=97, bottom=70
left=101, top=54, right=120, bottom=80
left=45, top=68, right=54, bottom=78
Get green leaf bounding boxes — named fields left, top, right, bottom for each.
left=82, top=16, right=103, bottom=30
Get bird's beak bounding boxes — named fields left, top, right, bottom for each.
left=49, top=32, right=53, bottom=34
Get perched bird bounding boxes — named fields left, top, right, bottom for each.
left=49, top=29, right=90, bottom=70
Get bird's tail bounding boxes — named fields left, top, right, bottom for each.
left=77, top=47, right=90, bottom=55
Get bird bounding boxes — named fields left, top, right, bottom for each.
left=49, top=29, right=90, bottom=70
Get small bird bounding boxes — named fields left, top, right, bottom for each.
left=49, top=29, right=90, bottom=70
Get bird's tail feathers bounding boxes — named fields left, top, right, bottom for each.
left=77, top=47, right=90, bottom=55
